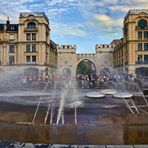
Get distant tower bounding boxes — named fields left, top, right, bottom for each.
left=6, top=17, right=10, bottom=25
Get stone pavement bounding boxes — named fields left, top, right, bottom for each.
left=1, top=141, right=148, bottom=147
left=44, top=145, right=148, bottom=148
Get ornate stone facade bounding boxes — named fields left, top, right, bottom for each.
left=0, top=12, right=57, bottom=75
left=57, top=43, right=114, bottom=77
left=1, top=9, right=148, bottom=77
left=113, top=9, right=148, bottom=75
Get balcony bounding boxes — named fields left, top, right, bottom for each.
left=24, top=27, right=38, bottom=32
left=135, top=26, right=148, bottom=30
left=136, top=61, right=143, bottom=64
left=136, top=61, right=148, bottom=64
left=24, top=51, right=38, bottom=53
left=25, top=62, right=37, bottom=65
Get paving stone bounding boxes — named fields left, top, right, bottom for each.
left=107, top=145, right=134, bottom=148
left=134, top=145, right=148, bottom=148
left=88, top=146, right=106, bottom=148
left=74, top=145, right=106, bottom=148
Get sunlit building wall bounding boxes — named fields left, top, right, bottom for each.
left=0, top=12, right=57, bottom=75
left=113, top=9, right=148, bottom=75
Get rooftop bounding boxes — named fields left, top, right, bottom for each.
left=125, top=9, right=148, bottom=20
left=20, top=12, right=49, bottom=23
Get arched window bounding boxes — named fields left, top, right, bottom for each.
left=138, top=19, right=147, bottom=29
left=27, top=22, right=36, bottom=29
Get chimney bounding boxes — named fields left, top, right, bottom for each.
left=6, top=17, right=10, bottom=25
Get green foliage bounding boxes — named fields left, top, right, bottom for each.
left=76, top=61, right=88, bottom=74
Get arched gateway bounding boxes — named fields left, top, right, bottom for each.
left=57, top=44, right=114, bottom=78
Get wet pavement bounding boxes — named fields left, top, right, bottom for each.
left=0, top=141, right=148, bottom=148
left=0, top=89, right=148, bottom=145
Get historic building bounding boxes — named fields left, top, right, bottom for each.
left=57, top=45, right=77, bottom=77
left=0, top=12, right=57, bottom=77
left=57, top=43, right=114, bottom=77
left=113, top=9, right=148, bottom=75
left=1, top=9, right=148, bottom=78
left=95, top=44, right=115, bottom=74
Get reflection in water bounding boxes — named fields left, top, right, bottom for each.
left=0, top=122, right=123, bottom=144
left=124, top=125, right=148, bottom=144
left=0, top=92, right=147, bottom=144
left=1, top=120, right=148, bottom=144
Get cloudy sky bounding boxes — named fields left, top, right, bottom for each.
left=0, top=0, right=147, bottom=53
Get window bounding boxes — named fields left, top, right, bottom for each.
left=26, top=56, right=30, bottom=63
left=138, top=43, right=142, bottom=51
left=144, top=43, right=148, bottom=50
left=26, top=33, right=36, bottom=41
left=9, top=45, right=14, bottom=53
left=0, top=25, right=4, bottom=30
left=9, top=56, right=14, bottom=64
left=32, top=44, right=36, bottom=52
left=138, top=31, right=142, bottom=39
left=144, top=31, right=148, bottom=39
left=138, top=19, right=147, bottom=29
left=10, top=34, right=14, bottom=40
left=32, top=56, right=36, bottom=63
left=10, top=26, right=15, bottom=30
left=27, top=22, right=36, bottom=29
left=26, top=33, right=31, bottom=40
left=32, top=33, right=36, bottom=41
left=26, top=44, right=30, bottom=52
left=138, top=55, right=142, bottom=64
left=144, top=55, right=148, bottom=64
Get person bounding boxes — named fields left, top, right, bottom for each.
left=21, top=76, right=27, bottom=85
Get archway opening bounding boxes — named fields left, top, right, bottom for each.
left=76, top=59, right=96, bottom=77
left=61, top=68, right=71, bottom=80
left=100, top=67, right=110, bottom=77
left=27, top=22, right=36, bottom=29
left=24, top=67, right=39, bottom=76
left=24, top=67, right=39, bottom=84
left=76, top=59, right=96, bottom=88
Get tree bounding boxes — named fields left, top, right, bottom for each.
left=77, top=61, right=88, bottom=75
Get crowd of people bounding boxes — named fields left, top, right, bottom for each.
left=0, top=69, right=147, bottom=91
left=76, top=73, right=146, bottom=89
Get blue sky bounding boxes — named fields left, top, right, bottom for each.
left=0, top=0, right=147, bottom=53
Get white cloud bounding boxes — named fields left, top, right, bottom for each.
left=0, top=0, right=147, bottom=44
left=107, top=0, right=148, bottom=12
left=89, top=14, right=123, bottom=34
left=0, top=0, right=32, bottom=23
left=51, top=23, right=87, bottom=37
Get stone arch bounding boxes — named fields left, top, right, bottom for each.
left=27, top=21, right=37, bottom=29
left=138, top=19, right=147, bottom=29
left=61, top=67, right=72, bottom=80
left=24, top=67, right=39, bottom=76
left=58, top=66, right=72, bottom=80
left=23, top=18, right=39, bottom=27
left=133, top=16, right=148, bottom=24
left=75, top=58, right=97, bottom=77
left=100, top=67, right=111, bottom=76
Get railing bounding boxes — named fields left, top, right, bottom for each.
left=24, top=51, right=38, bottom=53
left=135, top=26, right=148, bottom=30
left=24, top=27, right=38, bottom=32
left=136, top=61, right=148, bottom=64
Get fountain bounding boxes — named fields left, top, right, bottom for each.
left=85, top=91, right=105, bottom=98
left=0, top=67, right=148, bottom=145
left=100, top=89, right=117, bottom=95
